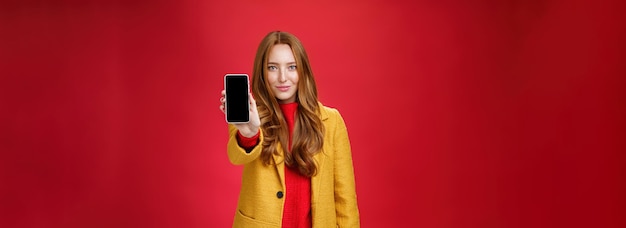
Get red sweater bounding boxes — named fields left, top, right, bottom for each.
left=237, top=103, right=312, bottom=228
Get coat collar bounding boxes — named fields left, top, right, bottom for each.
left=318, top=102, right=329, bottom=121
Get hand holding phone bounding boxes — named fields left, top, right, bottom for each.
left=222, top=74, right=261, bottom=137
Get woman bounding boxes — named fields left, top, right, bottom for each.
left=220, top=31, right=360, bottom=228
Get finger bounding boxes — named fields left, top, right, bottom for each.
left=220, top=90, right=226, bottom=105
left=248, top=92, right=255, bottom=101
left=219, top=104, right=225, bottom=114
left=249, top=93, right=257, bottom=106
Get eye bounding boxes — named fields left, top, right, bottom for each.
left=288, top=65, right=297, bottom=71
left=267, top=65, right=278, bottom=71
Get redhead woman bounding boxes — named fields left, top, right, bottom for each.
left=219, top=31, right=360, bottom=228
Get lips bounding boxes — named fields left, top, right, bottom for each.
left=276, top=86, right=290, bottom=92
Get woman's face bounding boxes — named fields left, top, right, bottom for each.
left=266, top=44, right=299, bottom=104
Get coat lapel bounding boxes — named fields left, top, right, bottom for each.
left=312, top=104, right=330, bottom=203
left=273, top=143, right=286, bottom=189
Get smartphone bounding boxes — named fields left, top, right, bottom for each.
left=224, top=74, right=250, bottom=123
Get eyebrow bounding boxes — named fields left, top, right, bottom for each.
left=267, top=62, right=297, bottom=65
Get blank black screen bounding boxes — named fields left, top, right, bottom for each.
left=225, top=75, right=249, bottom=122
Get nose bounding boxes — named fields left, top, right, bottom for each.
left=278, top=68, right=287, bottom=82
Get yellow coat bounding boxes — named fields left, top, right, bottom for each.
left=227, top=105, right=360, bottom=227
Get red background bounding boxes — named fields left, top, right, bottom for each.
left=1, top=0, right=625, bottom=227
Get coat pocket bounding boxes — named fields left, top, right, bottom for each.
left=233, top=209, right=280, bottom=228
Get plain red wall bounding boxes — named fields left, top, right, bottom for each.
left=1, top=0, right=625, bottom=227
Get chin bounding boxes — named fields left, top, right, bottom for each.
left=275, top=93, right=294, bottom=100
left=278, top=96, right=293, bottom=101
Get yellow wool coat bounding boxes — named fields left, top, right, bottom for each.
left=227, top=104, right=360, bottom=227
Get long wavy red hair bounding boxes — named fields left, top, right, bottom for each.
left=251, top=31, right=324, bottom=177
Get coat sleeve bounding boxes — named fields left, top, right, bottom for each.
left=227, top=124, right=264, bottom=165
left=332, top=109, right=361, bottom=227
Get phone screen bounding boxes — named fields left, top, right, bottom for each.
left=225, top=74, right=249, bottom=123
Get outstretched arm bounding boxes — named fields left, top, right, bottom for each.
left=220, top=90, right=263, bottom=165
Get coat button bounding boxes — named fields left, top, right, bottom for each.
left=276, top=191, right=284, bottom=199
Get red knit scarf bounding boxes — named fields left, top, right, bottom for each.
left=279, top=102, right=312, bottom=228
